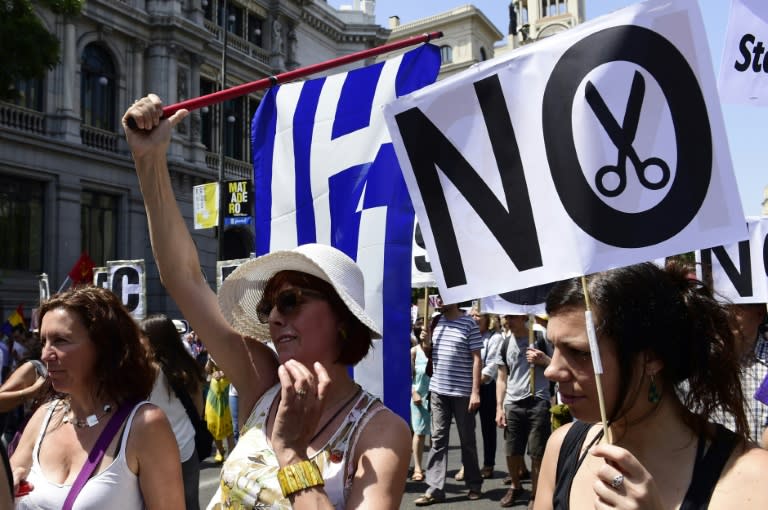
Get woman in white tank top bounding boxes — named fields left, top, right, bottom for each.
left=10, top=286, right=184, bottom=509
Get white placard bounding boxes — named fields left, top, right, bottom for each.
left=107, top=260, right=146, bottom=319
left=718, top=0, right=768, bottom=106
left=412, top=220, right=436, bottom=288
left=216, top=257, right=251, bottom=293
left=696, top=216, right=768, bottom=303
left=384, top=0, right=746, bottom=304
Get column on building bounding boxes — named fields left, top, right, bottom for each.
left=51, top=17, right=81, bottom=142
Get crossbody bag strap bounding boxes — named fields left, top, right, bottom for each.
left=62, top=400, right=138, bottom=510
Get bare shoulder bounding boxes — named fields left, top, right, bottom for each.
left=546, top=420, right=575, bottom=452
left=357, top=406, right=411, bottom=454
left=711, top=440, right=768, bottom=507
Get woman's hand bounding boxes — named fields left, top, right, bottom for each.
left=412, top=390, right=422, bottom=406
left=11, top=466, right=32, bottom=496
left=589, top=443, right=664, bottom=510
left=272, top=360, right=332, bottom=465
left=121, top=94, right=188, bottom=161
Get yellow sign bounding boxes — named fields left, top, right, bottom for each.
left=193, top=182, right=219, bottom=229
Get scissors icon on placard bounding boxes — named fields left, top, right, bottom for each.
left=585, top=70, right=671, bottom=198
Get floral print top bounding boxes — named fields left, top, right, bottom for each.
left=206, top=383, right=383, bottom=509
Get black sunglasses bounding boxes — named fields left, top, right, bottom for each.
left=256, top=287, right=328, bottom=324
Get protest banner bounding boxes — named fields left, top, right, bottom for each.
left=718, top=0, right=768, bottom=106
left=384, top=0, right=746, bottom=306
left=193, top=182, right=218, bottom=230
left=92, top=260, right=146, bottom=319
left=697, top=216, right=768, bottom=303
left=480, top=283, right=555, bottom=316
left=224, top=180, right=253, bottom=226
left=107, top=260, right=146, bottom=319
left=252, top=44, right=441, bottom=418
left=216, top=257, right=251, bottom=293
left=412, top=220, right=436, bottom=289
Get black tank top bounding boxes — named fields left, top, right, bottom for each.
left=553, top=422, right=738, bottom=510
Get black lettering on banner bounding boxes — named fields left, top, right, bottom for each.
left=111, top=267, right=140, bottom=311
left=704, top=241, right=753, bottom=297
left=734, top=34, right=755, bottom=72
left=414, top=222, right=432, bottom=273
left=763, top=232, right=768, bottom=278
left=94, top=271, right=108, bottom=289
left=220, top=264, right=241, bottom=282
left=499, top=282, right=556, bottom=306
left=543, top=25, right=712, bottom=247
left=394, top=75, right=542, bottom=288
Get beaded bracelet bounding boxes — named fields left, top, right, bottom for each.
left=277, top=459, right=325, bottom=497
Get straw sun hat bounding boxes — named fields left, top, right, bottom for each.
left=218, top=244, right=382, bottom=340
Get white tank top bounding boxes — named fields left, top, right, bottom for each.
left=16, top=400, right=148, bottom=510
left=148, top=371, right=196, bottom=462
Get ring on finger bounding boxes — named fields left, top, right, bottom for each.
left=610, top=474, right=624, bottom=489
left=296, top=388, right=307, bottom=397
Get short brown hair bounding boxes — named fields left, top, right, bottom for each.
left=39, top=286, right=154, bottom=404
left=260, top=270, right=372, bottom=365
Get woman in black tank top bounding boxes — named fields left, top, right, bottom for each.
left=533, top=262, right=768, bottom=509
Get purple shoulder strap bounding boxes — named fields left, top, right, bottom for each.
left=62, top=400, right=139, bottom=510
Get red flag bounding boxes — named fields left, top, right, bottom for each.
left=68, top=252, right=96, bottom=285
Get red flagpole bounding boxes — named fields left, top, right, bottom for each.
left=128, top=31, right=443, bottom=128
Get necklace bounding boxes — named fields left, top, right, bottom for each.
left=309, top=385, right=362, bottom=444
left=63, top=402, right=113, bottom=428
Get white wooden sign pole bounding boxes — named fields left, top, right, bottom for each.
left=582, top=275, right=612, bottom=444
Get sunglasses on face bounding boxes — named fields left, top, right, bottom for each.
left=256, top=287, right=328, bottom=323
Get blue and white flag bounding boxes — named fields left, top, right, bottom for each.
left=251, top=44, right=441, bottom=419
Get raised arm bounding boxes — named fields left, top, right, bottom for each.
left=121, top=95, right=278, bottom=415
left=0, top=362, right=45, bottom=412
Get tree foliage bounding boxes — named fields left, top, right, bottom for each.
left=0, top=0, right=83, bottom=101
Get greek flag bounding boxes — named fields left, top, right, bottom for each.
left=251, top=44, right=441, bottom=419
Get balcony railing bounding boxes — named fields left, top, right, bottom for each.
left=203, top=21, right=271, bottom=66
left=0, top=102, right=45, bottom=135
left=205, top=151, right=252, bottom=180
left=81, top=124, right=119, bottom=153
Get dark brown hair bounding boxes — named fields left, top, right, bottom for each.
left=546, top=261, right=748, bottom=438
left=39, top=286, right=154, bottom=404
left=140, top=314, right=205, bottom=398
left=260, top=270, right=372, bottom=365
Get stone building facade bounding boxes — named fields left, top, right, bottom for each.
left=0, top=0, right=387, bottom=320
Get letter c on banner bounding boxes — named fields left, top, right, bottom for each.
left=543, top=25, right=712, bottom=248
left=112, top=267, right=140, bottom=312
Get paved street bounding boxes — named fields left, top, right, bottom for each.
left=199, top=419, right=535, bottom=509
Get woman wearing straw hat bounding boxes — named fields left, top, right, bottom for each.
left=535, top=262, right=768, bottom=509
left=122, top=96, right=410, bottom=509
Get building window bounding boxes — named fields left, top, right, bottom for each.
left=0, top=175, right=44, bottom=272
left=440, top=45, right=453, bottom=64
left=541, top=0, right=566, bottom=17
left=203, top=0, right=213, bottom=20
left=228, top=4, right=244, bottom=37
left=223, top=97, right=244, bottom=160
left=480, top=47, right=488, bottom=61
left=248, top=14, right=263, bottom=46
left=80, top=43, right=116, bottom=131
left=81, top=190, right=118, bottom=266
left=11, top=78, right=44, bottom=111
